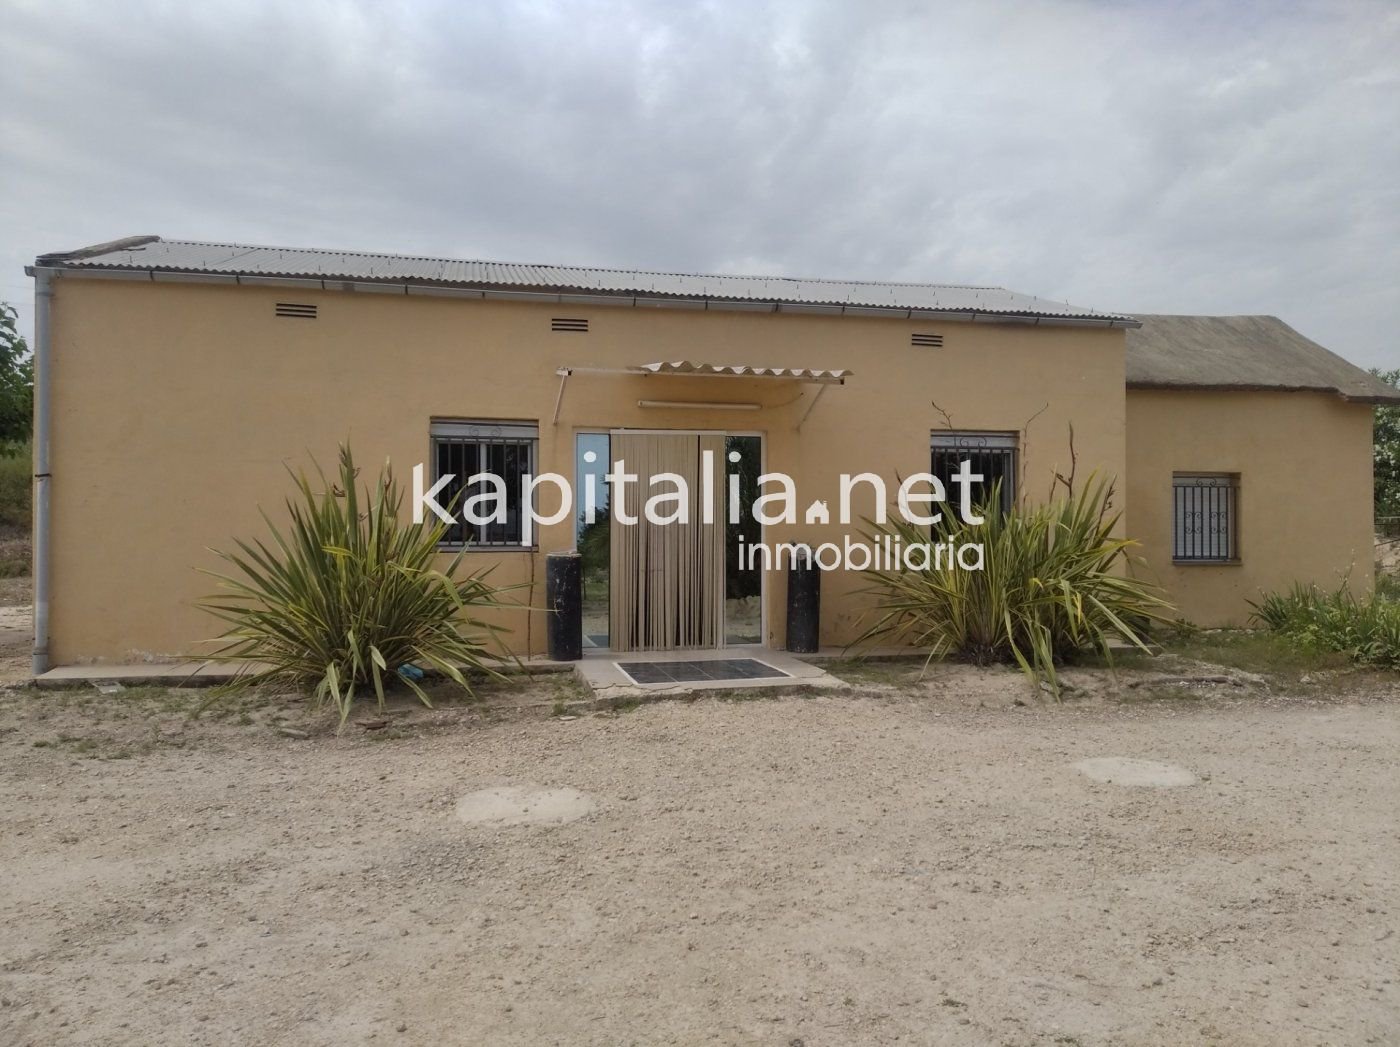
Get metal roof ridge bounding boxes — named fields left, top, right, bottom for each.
left=40, top=235, right=1135, bottom=322
left=146, top=237, right=1006, bottom=293
left=36, top=234, right=160, bottom=264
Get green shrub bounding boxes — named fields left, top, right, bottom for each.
left=0, top=442, right=30, bottom=531
left=856, top=477, right=1172, bottom=695
left=0, top=304, right=32, bottom=450
left=1375, top=571, right=1400, bottom=603
left=1249, top=581, right=1400, bottom=669
left=199, top=445, right=512, bottom=724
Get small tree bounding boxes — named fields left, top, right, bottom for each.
left=0, top=304, right=32, bottom=454
left=1373, top=369, right=1400, bottom=524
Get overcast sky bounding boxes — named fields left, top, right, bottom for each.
left=2, top=0, right=1397, bottom=366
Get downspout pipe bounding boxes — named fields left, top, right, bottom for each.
left=31, top=267, right=53, bottom=676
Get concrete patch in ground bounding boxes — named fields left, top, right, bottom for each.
left=1073, top=756, right=1196, bottom=787
left=455, top=785, right=595, bottom=826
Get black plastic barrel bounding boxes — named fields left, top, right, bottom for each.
left=785, top=547, right=821, bottom=653
left=545, top=551, right=583, bottom=661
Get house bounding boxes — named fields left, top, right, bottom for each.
left=24, top=236, right=1399, bottom=670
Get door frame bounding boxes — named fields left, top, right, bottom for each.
left=572, top=426, right=766, bottom=649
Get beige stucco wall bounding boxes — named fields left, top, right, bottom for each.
left=1125, top=388, right=1375, bottom=626
left=44, top=274, right=1127, bottom=663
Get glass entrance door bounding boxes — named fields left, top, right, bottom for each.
left=575, top=431, right=763, bottom=650
left=574, top=433, right=612, bottom=650
left=723, top=435, right=762, bottom=645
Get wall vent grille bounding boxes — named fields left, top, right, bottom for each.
left=275, top=302, right=318, bottom=319
left=911, top=332, right=944, bottom=348
left=551, top=317, right=589, bottom=333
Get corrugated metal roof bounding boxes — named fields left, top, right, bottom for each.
left=34, top=235, right=1139, bottom=326
left=1126, top=314, right=1400, bottom=404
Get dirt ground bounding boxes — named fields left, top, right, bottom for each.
left=0, top=574, right=30, bottom=685
left=2, top=657, right=1399, bottom=1046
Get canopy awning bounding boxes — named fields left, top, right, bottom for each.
left=637, top=360, right=851, bottom=384
left=551, top=360, right=851, bottom=427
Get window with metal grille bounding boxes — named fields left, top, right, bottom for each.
left=1172, top=473, right=1239, bottom=562
left=430, top=421, right=539, bottom=548
left=930, top=431, right=1017, bottom=517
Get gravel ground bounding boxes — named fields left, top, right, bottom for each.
left=0, top=575, right=30, bottom=687
left=1, top=674, right=1398, bottom=1046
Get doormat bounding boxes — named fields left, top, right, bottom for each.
left=615, top=658, right=789, bottom=685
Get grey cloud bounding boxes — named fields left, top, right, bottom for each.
left=1, top=0, right=1396, bottom=365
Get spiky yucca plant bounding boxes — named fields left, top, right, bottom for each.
left=856, top=477, right=1172, bottom=695
left=199, top=445, right=510, bottom=723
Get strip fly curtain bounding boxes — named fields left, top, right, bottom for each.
left=609, top=433, right=726, bottom=651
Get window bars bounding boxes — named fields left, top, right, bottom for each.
left=930, top=431, right=1018, bottom=515
left=430, top=421, right=539, bottom=547
left=1172, top=473, right=1239, bottom=562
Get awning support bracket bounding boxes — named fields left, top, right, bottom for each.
left=796, top=384, right=829, bottom=431
left=552, top=367, right=572, bottom=425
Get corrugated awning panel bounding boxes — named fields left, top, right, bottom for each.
left=638, top=361, right=851, bottom=383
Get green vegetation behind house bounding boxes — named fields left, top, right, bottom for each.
left=0, top=443, right=29, bottom=530
left=1372, top=368, right=1400, bottom=520
left=0, top=441, right=31, bottom=577
left=0, top=303, right=33, bottom=454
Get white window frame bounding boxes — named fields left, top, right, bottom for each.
left=429, top=419, right=539, bottom=550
